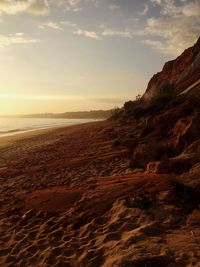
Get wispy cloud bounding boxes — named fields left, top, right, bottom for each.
left=72, top=25, right=145, bottom=40
left=0, top=0, right=49, bottom=16
left=139, top=4, right=149, bottom=15
left=0, top=33, right=41, bottom=48
left=65, top=0, right=82, bottom=12
left=27, top=0, right=49, bottom=15
left=101, top=25, right=144, bottom=39
left=150, top=0, right=161, bottom=5
left=73, top=29, right=101, bottom=40
left=0, top=0, right=199, bottom=57
left=0, top=0, right=27, bottom=15
left=143, top=0, right=200, bottom=55
left=160, top=0, right=200, bottom=17
left=38, top=19, right=78, bottom=34
left=144, top=17, right=200, bottom=55
left=39, top=21, right=63, bottom=30
left=101, top=28, right=133, bottom=38
left=108, top=4, right=120, bottom=11
left=61, top=20, right=77, bottom=27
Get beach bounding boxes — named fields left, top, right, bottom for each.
left=0, top=117, right=98, bottom=137
left=0, top=121, right=200, bottom=267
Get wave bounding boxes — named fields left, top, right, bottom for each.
left=0, top=128, right=34, bottom=135
left=0, top=118, right=97, bottom=137
left=0, top=129, right=23, bottom=134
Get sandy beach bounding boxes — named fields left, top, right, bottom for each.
left=1, top=2, right=200, bottom=266
left=0, top=121, right=200, bottom=267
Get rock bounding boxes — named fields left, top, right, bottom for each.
left=157, top=191, right=172, bottom=203
left=189, top=162, right=200, bottom=174
left=146, top=155, right=197, bottom=174
left=121, top=254, right=173, bottom=267
left=132, top=142, right=162, bottom=168
left=167, top=263, right=183, bottom=267
left=124, top=168, right=133, bottom=174
left=170, top=113, right=200, bottom=152
left=163, top=214, right=185, bottom=227
left=146, top=160, right=169, bottom=174
left=139, top=222, right=164, bottom=236
left=132, top=168, right=145, bottom=173
left=187, top=210, right=200, bottom=227
left=143, top=37, right=200, bottom=100
left=22, top=209, right=34, bottom=219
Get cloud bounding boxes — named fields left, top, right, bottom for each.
left=139, top=4, right=149, bottom=15
left=0, top=0, right=27, bottom=15
left=51, top=0, right=83, bottom=12
left=73, top=29, right=101, bottom=40
left=153, top=0, right=200, bottom=17
left=39, top=21, right=63, bottom=30
left=142, top=0, right=200, bottom=55
left=179, top=0, right=200, bottom=17
left=144, top=16, right=200, bottom=55
left=0, top=33, right=41, bottom=48
left=101, top=28, right=133, bottom=38
left=0, top=0, right=49, bottom=16
left=101, top=26, right=144, bottom=39
left=150, top=0, right=161, bottom=5
left=143, top=39, right=166, bottom=52
left=26, top=0, right=49, bottom=15
left=65, top=0, right=82, bottom=11
left=61, top=20, right=77, bottom=27
left=72, top=25, right=145, bottom=40
left=72, top=24, right=144, bottom=41
left=108, top=4, right=120, bottom=11
left=39, top=19, right=79, bottom=31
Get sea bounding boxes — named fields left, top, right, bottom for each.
left=0, top=117, right=97, bottom=137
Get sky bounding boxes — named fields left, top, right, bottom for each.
left=0, top=0, right=199, bottom=115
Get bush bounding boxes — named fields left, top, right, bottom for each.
left=110, top=107, right=122, bottom=119
left=140, top=83, right=177, bottom=116
left=113, top=84, right=177, bottom=121
left=152, top=82, right=176, bottom=106
left=123, top=99, right=146, bottom=119
left=124, top=100, right=137, bottom=110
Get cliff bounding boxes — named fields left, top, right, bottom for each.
left=112, top=37, right=200, bottom=175
left=143, top=37, right=200, bottom=100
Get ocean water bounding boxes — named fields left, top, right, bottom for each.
left=0, top=117, right=97, bottom=137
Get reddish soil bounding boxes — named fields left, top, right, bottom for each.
left=0, top=121, right=199, bottom=267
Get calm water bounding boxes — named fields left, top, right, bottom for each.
left=0, top=117, right=97, bottom=137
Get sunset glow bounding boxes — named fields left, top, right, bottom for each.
left=0, top=0, right=199, bottom=115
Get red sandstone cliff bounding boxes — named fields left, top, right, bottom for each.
left=143, top=37, right=200, bottom=100
left=113, top=37, right=200, bottom=174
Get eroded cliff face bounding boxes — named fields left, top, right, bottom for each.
left=143, top=37, right=200, bottom=100
left=113, top=37, right=200, bottom=173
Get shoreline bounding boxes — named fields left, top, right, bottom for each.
left=0, top=118, right=101, bottom=139
left=0, top=120, right=103, bottom=146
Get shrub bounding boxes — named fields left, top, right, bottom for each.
left=140, top=83, right=177, bottom=116
left=152, top=82, right=176, bottom=106
left=123, top=99, right=146, bottom=119
left=110, top=107, right=122, bottom=119
left=124, top=100, right=137, bottom=110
